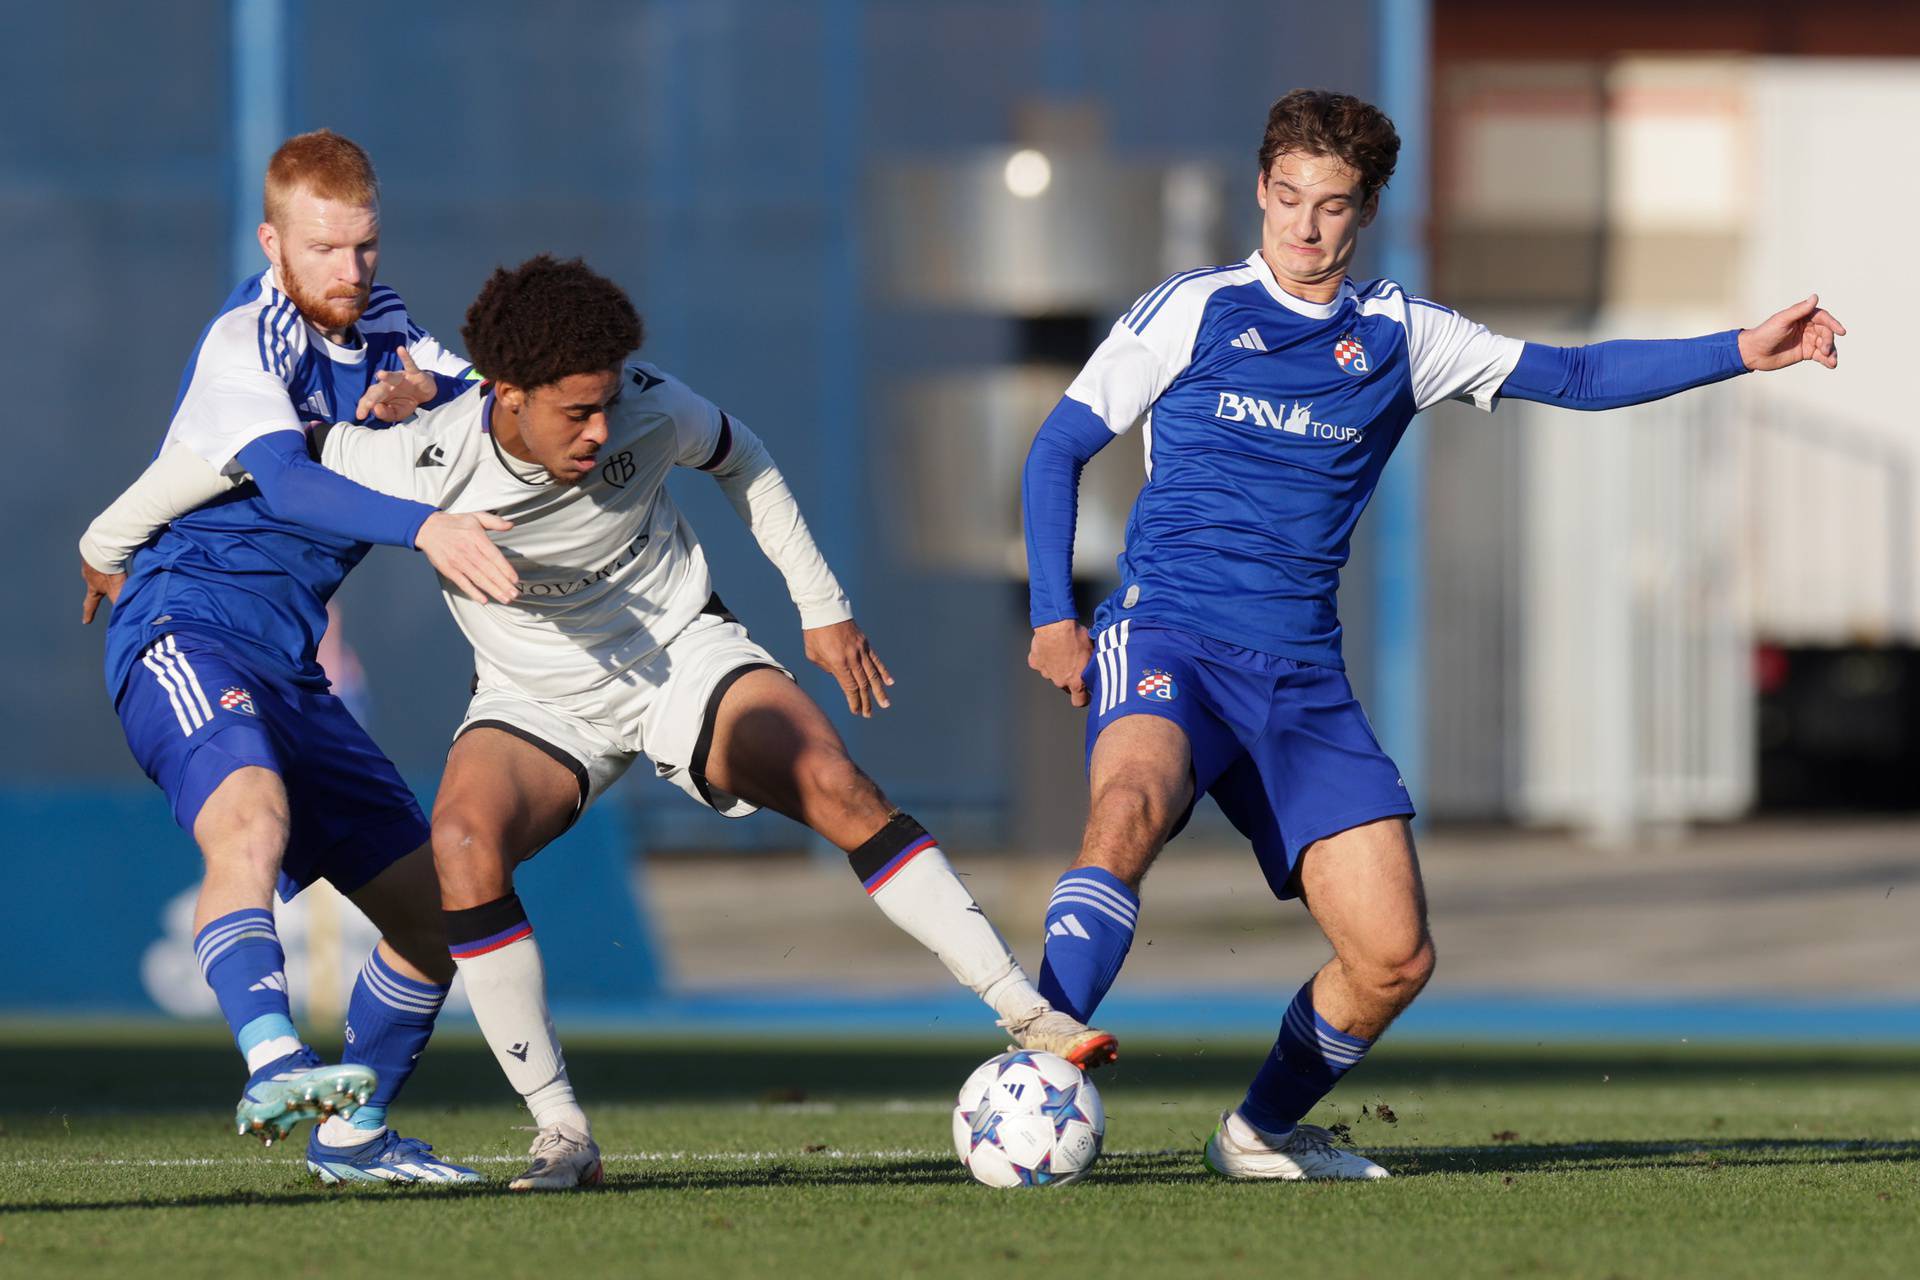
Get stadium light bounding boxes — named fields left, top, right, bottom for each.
left=1004, top=148, right=1052, bottom=198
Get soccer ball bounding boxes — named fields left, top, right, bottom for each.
left=952, top=1049, right=1104, bottom=1187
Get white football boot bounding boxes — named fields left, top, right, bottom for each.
left=507, top=1124, right=604, bottom=1191
left=1203, top=1110, right=1390, bottom=1180
left=998, top=1006, right=1119, bottom=1070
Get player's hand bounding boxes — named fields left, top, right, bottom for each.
left=803, top=618, right=894, bottom=718
left=414, top=511, right=519, bottom=604
left=1029, top=618, right=1093, bottom=707
left=355, top=347, right=440, bottom=422
left=1739, top=295, right=1846, bottom=372
left=80, top=559, right=125, bottom=624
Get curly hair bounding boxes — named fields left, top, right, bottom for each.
left=1258, top=89, right=1400, bottom=202
left=461, top=255, right=644, bottom=390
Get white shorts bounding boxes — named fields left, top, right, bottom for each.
left=455, top=609, right=789, bottom=820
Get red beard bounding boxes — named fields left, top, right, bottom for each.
left=280, top=268, right=368, bottom=333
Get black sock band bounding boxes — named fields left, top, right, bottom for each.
left=446, top=894, right=533, bottom=959
left=849, top=811, right=938, bottom=892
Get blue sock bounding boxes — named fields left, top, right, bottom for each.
left=195, top=908, right=304, bottom=1071
left=340, top=946, right=449, bottom=1131
left=1240, top=980, right=1374, bottom=1135
left=1036, top=867, right=1139, bottom=1022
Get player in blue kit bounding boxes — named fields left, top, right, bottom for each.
left=1022, top=90, right=1845, bottom=1179
left=78, top=131, right=519, bottom=1183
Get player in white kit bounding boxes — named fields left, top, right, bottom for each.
left=304, top=256, right=1116, bottom=1188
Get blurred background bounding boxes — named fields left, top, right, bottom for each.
left=3, top=0, right=1916, bottom=1039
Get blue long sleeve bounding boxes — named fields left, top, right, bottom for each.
left=1023, top=396, right=1119, bottom=627
left=236, top=430, right=436, bottom=549
left=1500, top=331, right=1747, bottom=411
left=426, top=371, right=474, bottom=409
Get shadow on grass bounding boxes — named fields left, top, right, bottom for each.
left=13, top=1139, right=1920, bottom=1213
left=4, top=1037, right=1917, bottom=1119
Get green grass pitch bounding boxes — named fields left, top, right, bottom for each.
left=2, top=1026, right=1916, bottom=1278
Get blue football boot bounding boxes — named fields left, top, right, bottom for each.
left=307, top=1126, right=483, bottom=1184
left=234, top=1049, right=376, bottom=1145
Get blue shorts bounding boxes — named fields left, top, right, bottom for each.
left=114, top=632, right=428, bottom=901
left=1083, top=621, right=1414, bottom=899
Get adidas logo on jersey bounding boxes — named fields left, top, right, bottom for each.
left=1229, top=328, right=1267, bottom=351
left=1049, top=914, right=1092, bottom=940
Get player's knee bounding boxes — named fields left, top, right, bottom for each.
left=1089, top=773, right=1179, bottom=846
left=1360, top=934, right=1435, bottom=1009
left=430, top=812, right=514, bottom=901
left=196, top=781, right=290, bottom=881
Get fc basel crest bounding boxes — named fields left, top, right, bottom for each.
left=1333, top=334, right=1370, bottom=376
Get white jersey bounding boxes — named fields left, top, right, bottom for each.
left=318, top=362, right=852, bottom=701
left=167, top=268, right=472, bottom=474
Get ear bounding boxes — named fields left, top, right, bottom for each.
left=256, top=221, right=278, bottom=266
left=496, top=382, right=526, bottom=414
left=1358, top=191, right=1380, bottom=229
left=1254, top=166, right=1270, bottom=213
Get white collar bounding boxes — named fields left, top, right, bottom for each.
left=1244, top=249, right=1354, bottom=320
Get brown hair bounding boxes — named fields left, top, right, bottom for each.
left=462, top=255, right=643, bottom=389
left=1258, top=90, right=1400, bottom=202
left=263, top=129, right=379, bottom=225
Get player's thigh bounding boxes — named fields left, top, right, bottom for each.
left=1243, top=659, right=1416, bottom=902
left=117, top=636, right=299, bottom=883
left=1081, top=625, right=1245, bottom=851
left=703, top=667, right=891, bottom=840
left=434, top=727, right=585, bottom=908
left=1296, top=817, right=1431, bottom=979
left=1086, top=713, right=1195, bottom=836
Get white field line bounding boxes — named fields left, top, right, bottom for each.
left=2, top=1138, right=1913, bottom=1171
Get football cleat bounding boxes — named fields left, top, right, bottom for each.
left=234, top=1050, right=376, bottom=1145
left=307, top=1127, right=483, bottom=1184
left=998, top=1006, right=1119, bottom=1071
left=1203, top=1111, right=1390, bottom=1180
left=508, top=1124, right=603, bottom=1191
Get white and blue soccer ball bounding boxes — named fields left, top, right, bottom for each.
left=952, top=1049, right=1104, bottom=1187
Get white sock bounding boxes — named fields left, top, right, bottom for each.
left=451, top=930, right=590, bottom=1137
left=244, top=1035, right=305, bottom=1074
left=866, top=844, right=1048, bottom=1022
left=317, top=1114, right=382, bottom=1146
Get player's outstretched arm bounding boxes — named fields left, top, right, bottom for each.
left=1497, top=297, right=1844, bottom=413
left=77, top=441, right=245, bottom=623
left=307, top=418, right=519, bottom=605
left=1738, top=294, right=1846, bottom=372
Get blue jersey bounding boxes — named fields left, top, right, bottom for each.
left=104, top=270, right=473, bottom=696
left=1059, top=251, right=1521, bottom=669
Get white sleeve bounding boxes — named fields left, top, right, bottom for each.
left=403, top=319, right=475, bottom=379
left=684, top=398, right=852, bottom=629
left=317, top=403, right=471, bottom=507
left=1062, top=280, right=1208, bottom=433
left=1405, top=300, right=1525, bottom=413
left=166, top=312, right=306, bottom=473
left=77, top=443, right=242, bottom=574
